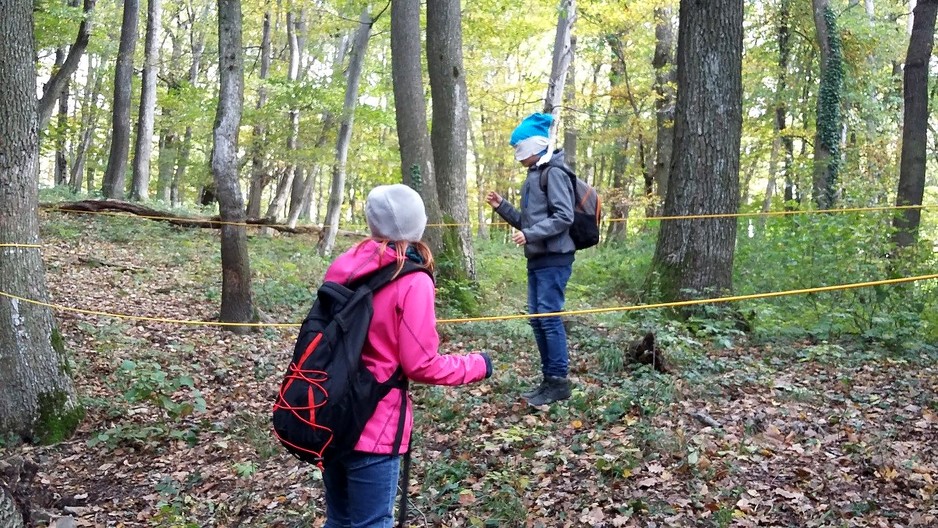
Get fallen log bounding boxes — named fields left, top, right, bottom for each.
left=41, top=199, right=364, bottom=238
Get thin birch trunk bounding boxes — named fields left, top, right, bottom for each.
left=320, top=8, right=372, bottom=255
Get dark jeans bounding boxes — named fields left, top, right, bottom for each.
left=527, top=264, right=572, bottom=378
left=323, top=452, right=400, bottom=528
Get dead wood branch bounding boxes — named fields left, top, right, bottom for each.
left=41, top=200, right=363, bottom=238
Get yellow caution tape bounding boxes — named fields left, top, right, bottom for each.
left=2, top=273, right=935, bottom=327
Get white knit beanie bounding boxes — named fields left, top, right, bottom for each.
left=364, top=184, right=428, bottom=242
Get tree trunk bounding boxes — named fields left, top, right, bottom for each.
left=286, top=34, right=349, bottom=230
left=893, top=0, right=938, bottom=247
left=38, top=0, right=96, bottom=130
left=131, top=0, right=162, bottom=201
left=650, top=0, right=743, bottom=301
left=171, top=6, right=208, bottom=207
left=428, top=0, right=476, bottom=280
left=811, top=0, right=844, bottom=209
left=652, top=6, right=675, bottom=211
left=0, top=0, right=82, bottom=443
left=762, top=0, right=793, bottom=224
left=69, top=60, right=104, bottom=193
left=0, top=484, right=24, bottom=528
left=155, top=26, right=183, bottom=203
left=468, top=113, right=488, bottom=239
left=319, top=8, right=372, bottom=256
left=246, top=10, right=271, bottom=219
left=69, top=59, right=104, bottom=193
left=212, top=0, right=253, bottom=330
left=391, top=0, right=443, bottom=253
left=287, top=11, right=310, bottom=220
left=563, top=35, right=578, bottom=172
left=101, top=0, right=139, bottom=199
left=542, top=0, right=576, bottom=124
left=606, top=134, right=630, bottom=243
left=264, top=11, right=304, bottom=223
left=54, top=47, right=69, bottom=187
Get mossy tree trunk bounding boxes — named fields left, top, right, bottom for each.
left=650, top=0, right=743, bottom=301
left=0, top=0, right=82, bottom=444
left=811, top=1, right=844, bottom=209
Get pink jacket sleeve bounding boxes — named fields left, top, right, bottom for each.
left=397, top=273, right=489, bottom=385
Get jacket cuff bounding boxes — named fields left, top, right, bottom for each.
left=480, top=352, right=493, bottom=379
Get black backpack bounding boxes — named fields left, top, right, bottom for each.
left=272, top=260, right=429, bottom=467
left=539, top=158, right=602, bottom=250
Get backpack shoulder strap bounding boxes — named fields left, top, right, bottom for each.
left=538, top=159, right=579, bottom=205
left=539, top=159, right=576, bottom=188
left=350, top=260, right=430, bottom=294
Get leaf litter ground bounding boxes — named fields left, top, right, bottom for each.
left=4, top=214, right=936, bottom=527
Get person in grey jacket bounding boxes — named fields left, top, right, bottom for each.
left=485, top=112, right=575, bottom=406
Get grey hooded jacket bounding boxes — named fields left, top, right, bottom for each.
left=494, top=150, right=576, bottom=268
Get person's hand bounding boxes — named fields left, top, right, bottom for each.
left=485, top=191, right=502, bottom=209
left=512, top=230, right=526, bottom=246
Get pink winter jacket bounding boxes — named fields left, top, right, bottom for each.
left=322, top=240, right=489, bottom=454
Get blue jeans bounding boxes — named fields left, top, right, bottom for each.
left=323, top=452, right=400, bottom=528
left=527, top=264, right=572, bottom=378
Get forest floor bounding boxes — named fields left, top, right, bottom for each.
left=3, top=213, right=937, bottom=527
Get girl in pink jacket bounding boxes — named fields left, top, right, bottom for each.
left=321, top=184, right=492, bottom=528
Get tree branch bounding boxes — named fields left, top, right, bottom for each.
left=37, top=0, right=97, bottom=130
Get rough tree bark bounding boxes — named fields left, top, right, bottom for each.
left=131, top=0, right=162, bottom=201
left=427, top=0, right=476, bottom=280
left=893, top=0, right=938, bottom=247
left=650, top=0, right=743, bottom=301
left=0, top=0, right=82, bottom=449
left=211, top=0, right=254, bottom=329
left=319, top=8, right=372, bottom=256
left=101, top=0, right=139, bottom=199
left=391, top=0, right=443, bottom=253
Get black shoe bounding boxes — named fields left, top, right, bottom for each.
left=521, top=379, right=546, bottom=399
left=525, top=376, right=571, bottom=406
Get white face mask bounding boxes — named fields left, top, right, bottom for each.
left=513, top=136, right=551, bottom=161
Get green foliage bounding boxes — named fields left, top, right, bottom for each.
left=86, top=358, right=206, bottom=451
left=119, top=359, right=207, bottom=421
left=33, top=0, right=85, bottom=49
left=736, top=212, right=937, bottom=348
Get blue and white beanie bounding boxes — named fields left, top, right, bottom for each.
left=510, top=113, right=553, bottom=161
